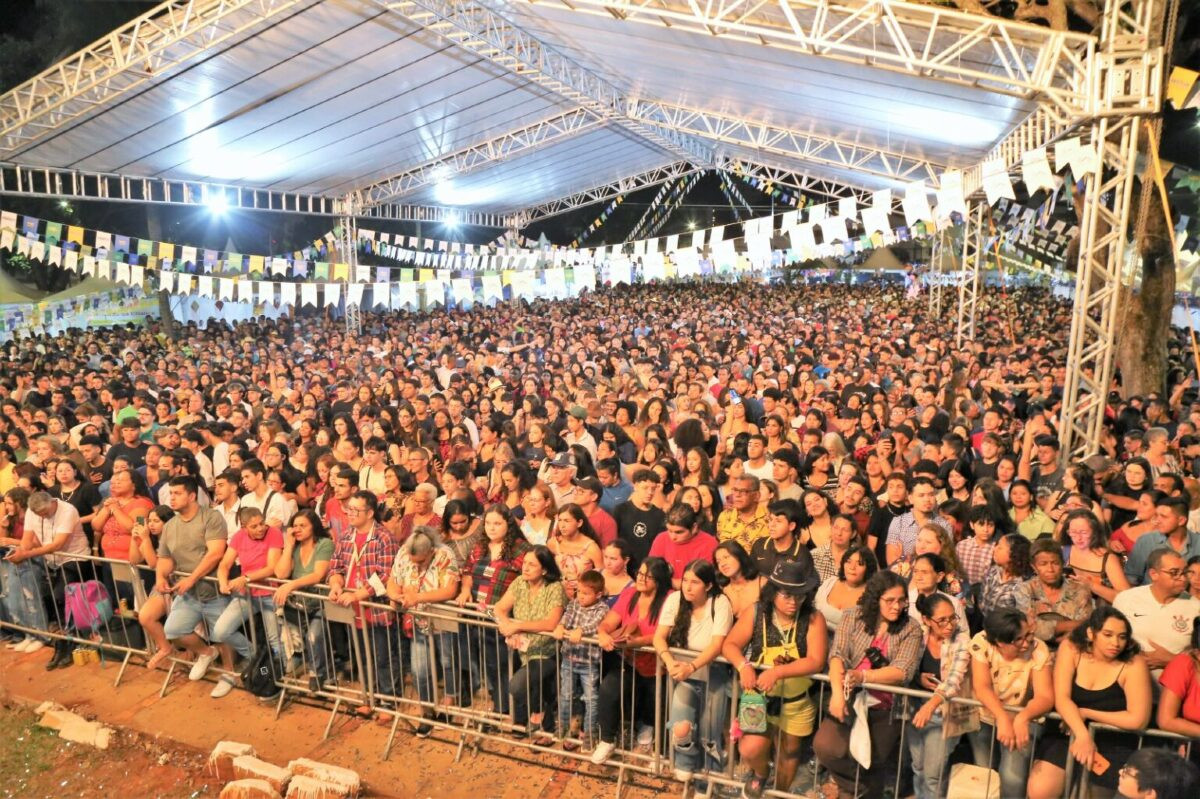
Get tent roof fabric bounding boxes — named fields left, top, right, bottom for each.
left=0, top=0, right=1065, bottom=217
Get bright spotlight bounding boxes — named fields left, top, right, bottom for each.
left=445, top=211, right=460, bottom=229
left=205, top=191, right=229, bottom=216
left=687, top=220, right=696, bottom=230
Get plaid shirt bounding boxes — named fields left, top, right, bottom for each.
left=928, top=631, right=972, bottom=716
left=831, top=606, right=923, bottom=685
left=979, top=564, right=1024, bottom=616
left=329, top=522, right=399, bottom=626
left=956, top=537, right=996, bottom=586
left=560, top=599, right=610, bottom=664
left=462, top=538, right=532, bottom=606
left=886, top=512, right=950, bottom=563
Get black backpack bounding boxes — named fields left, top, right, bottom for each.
left=239, top=615, right=279, bottom=698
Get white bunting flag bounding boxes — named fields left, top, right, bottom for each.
left=280, top=282, right=297, bottom=307
left=370, top=282, right=388, bottom=308
left=177, top=274, right=192, bottom=295
left=65, top=250, right=79, bottom=271
left=481, top=274, right=503, bottom=303
left=982, top=159, right=1016, bottom=205
left=838, top=197, right=858, bottom=221
left=643, top=256, right=665, bottom=283
left=218, top=278, right=235, bottom=300
left=861, top=206, right=890, bottom=236
left=346, top=283, right=364, bottom=307
left=1021, top=148, right=1057, bottom=193
left=116, top=262, right=131, bottom=285
left=159, top=270, right=175, bottom=294
left=271, top=258, right=288, bottom=276
left=423, top=280, right=444, bottom=307
left=872, top=189, right=892, bottom=210
left=0, top=210, right=15, bottom=232
left=808, top=204, right=827, bottom=223
left=710, top=225, right=725, bottom=243
left=48, top=245, right=62, bottom=266
left=355, top=265, right=371, bottom=283
left=935, top=170, right=968, bottom=222
left=17, top=236, right=31, bottom=256
left=665, top=234, right=679, bottom=253
left=300, top=283, right=317, bottom=307
left=902, top=181, right=934, bottom=227
left=181, top=246, right=197, bottom=266
left=451, top=278, right=474, bottom=305
left=237, top=279, right=253, bottom=304
left=396, top=281, right=418, bottom=309
left=0, top=228, right=12, bottom=251
left=130, top=265, right=144, bottom=288
left=818, top=217, right=848, bottom=243
left=258, top=281, right=275, bottom=306
left=198, top=276, right=214, bottom=297
left=324, top=282, right=341, bottom=308
left=573, top=263, right=596, bottom=292
left=95, top=231, right=112, bottom=251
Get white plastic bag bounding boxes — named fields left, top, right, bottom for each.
left=947, top=763, right=1002, bottom=799
left=848, top=689, right=873, bottom=768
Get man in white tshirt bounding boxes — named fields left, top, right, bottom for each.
left=237, top=459, right=296, bottom=531
left=1113, top=547, right=1200, bottom=679
left=13, top=491, right=91, bottom=665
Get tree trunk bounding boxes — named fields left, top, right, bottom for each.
left=145, top=205, right=178, bottom=340
left=1115, top=176, right=1174, bottom=397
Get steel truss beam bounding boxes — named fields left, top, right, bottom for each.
left=929, top=227, right=946, bottom=317
left=516, top=161, right=700, bottom=222
left=0, top=161, right=510, bottom=225
left=1059, top=0, right=1164, bottom=458
left=523, top=0, right=1095, bottom=115
left=723, top=158, right=904, bottom=213
left=956, top=202, right=984, bottom=347
left=377, top=0, right=714, bottom=167
left=356, top=108, right=603, bottom=207
left=0, top=0, right=313, bottom=157
left=629, top=100, right=948, bottom=188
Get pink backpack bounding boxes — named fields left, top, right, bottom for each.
left=64, top=580, right=113, bottom=631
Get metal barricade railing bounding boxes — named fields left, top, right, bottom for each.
left=4, top=553, right=1196, bottom=799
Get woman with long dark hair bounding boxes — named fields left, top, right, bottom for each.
left=1028, top=607, right=1151, bottom=798
left=590, top=556, right=674, bottom=765
left=273, top=509, right=334, bottom=687
left=813, top=570, right=923, bottom=799
left=724, top=557, right=826, bottom=796
left=653, top=559, right=733, bottom=782
left=455, top=504, right=533, bottom=714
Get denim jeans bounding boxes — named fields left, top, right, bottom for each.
left=557, top=658, right=601, bottom=738
left=281, top=606, right=330, bottom=683
left=509, top=656, right=557, bottom=728
left=465, top=624, right=510, bottom=713
left=352, top=622, right=402, bottom=700
left=411, top=628, right=457, bottom=704
left=163, top=592, right=245, bottom=653
left=0, top=559, right=50, bottom=640
left=908, top=719, right=959, bottom=799
left=968, top=720, right=1042, bottom=799
left=667, top=668, right=730, bottom=774
left=212, top=594, right=280, bottom=659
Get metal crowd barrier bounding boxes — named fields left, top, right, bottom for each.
left=2, top=552, right=1196, bottom=799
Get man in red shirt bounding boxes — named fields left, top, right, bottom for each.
left=574, top=477, right=617, bottom=547
left=649, top=504, right=717, bottom=588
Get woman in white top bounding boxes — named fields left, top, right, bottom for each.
left=814, top=543, right=878, bottom=642
left=654, top=559, right=734, bottom=782
left=519, top=481, right=556, bottom=546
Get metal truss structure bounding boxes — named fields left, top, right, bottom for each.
left=629, top=100, right=948, bottom=188
left=928, top=228, right=945, bottom=317
left=523, top=0, right=1096, bottom=115
left=357, top=108, right=602, bottom=208
left=0, top=0, right=313, bottom=157
left=0, top=161, right=515, bottom=225
left=1058, top=0, right=1165, bottom=458
left=337, top=196, right=362, bottom=336
left=376, top=0, right=715, bottom=168
left=517, top=161, right=700, bottom=222
left=955, top=202, right=984, bottom=348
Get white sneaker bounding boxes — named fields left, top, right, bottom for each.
left=6, top=638, right=30, bottom=650
left=210, top=676, right=236, bottom=698
left=21, top=639, right=45, bottom=653
left=188, top=650, right=217, bottom=681
left=590, top=740, right=616, bottom=765
left=637, top=724, right=654, bottom=747
left=673, top=767, right=694, bottom=783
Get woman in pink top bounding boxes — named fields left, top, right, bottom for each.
left=590, top=556, right=674, bottom=765
left=209, top=506, right=284, bottom=698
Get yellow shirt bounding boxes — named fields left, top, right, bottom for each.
left=717, top=506, right=769, bottom=552
left=0, top=462, right=14, bottom=496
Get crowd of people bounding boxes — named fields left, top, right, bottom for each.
left=1, top=278, right=1200, bottom=799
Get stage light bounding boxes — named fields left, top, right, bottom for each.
left=687, top=220, right=696, bottom=230
left=445, top=211, right=460, bottom=229
left=205, top=191, right=229, bottom=216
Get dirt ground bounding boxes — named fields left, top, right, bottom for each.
left=0, top=645, right=668, bottom=799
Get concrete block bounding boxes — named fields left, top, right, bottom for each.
left=219, top=779, right=283, bottom=799
left=286, top=758, right=360, bottom=797
left=209, top=741, right=257, bottom=781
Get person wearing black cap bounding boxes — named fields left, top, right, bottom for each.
left=723, top=555, right=825, bottom=798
